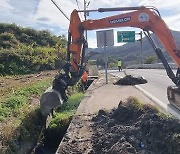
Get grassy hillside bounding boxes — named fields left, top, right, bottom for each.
left=0, top=23, right=67, bottom=75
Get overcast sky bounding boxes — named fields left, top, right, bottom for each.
left=1, top=0, right=180, bottom=47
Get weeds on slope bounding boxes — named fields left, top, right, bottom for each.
left=0, top=77, right=53, bottom=153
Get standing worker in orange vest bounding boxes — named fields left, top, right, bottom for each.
left=118, top=59, right=122, bottom=71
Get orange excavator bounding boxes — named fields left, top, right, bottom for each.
left=40, top=6, right=180, bottom=120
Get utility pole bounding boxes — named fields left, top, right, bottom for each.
left=104, top=31, right=108, bottom=84
left=136, top=31, right=143, bottom=65
left=84, top=0, right=87, bottom=21
left=140, top=31, right=143, bottom=65
left=84, top=0, right=89, bottom=40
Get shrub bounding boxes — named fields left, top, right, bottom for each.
left=0, top=23, right=67, bottom=75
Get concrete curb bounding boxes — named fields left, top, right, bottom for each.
left=134, top=85, right=180, bottom=119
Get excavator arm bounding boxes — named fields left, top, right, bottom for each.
left=69, top=7, right=180, bottom=68
left=40, top=6, right=180, bottom=119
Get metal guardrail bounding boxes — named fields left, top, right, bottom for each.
left=126, top=63, right=178, bottom=69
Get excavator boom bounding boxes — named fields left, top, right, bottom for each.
left=40, top=6, right=180, bottom=121
left=69, top=7, right=180, bottom=67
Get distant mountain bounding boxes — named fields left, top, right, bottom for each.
left=87, top=30, right=180, bottom=66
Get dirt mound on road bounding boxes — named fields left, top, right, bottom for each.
left=91, top=97, right=180, bottom=154
left=114, top=75, right=147, bottom=85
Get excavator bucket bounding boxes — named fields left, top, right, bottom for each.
left=40, top=86, right=63, bottom=117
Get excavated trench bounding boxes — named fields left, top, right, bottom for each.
left=33, top=117, right=72, bottom=154
left=33, top=79, right=94, bottom=154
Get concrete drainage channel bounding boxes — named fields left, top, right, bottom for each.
left=34, top=119, right=71, bottom=154
left=33, top=77, right=97, bottom=154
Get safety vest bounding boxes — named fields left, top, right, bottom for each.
left=81, top=71, right=88, bottom=83
left=118, top=61, right=122, bottom=66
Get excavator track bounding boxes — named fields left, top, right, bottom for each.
left=167, top=86, right=180, bottom=110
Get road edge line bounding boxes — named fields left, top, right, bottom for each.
left=135, top=85, right=180, bottom=119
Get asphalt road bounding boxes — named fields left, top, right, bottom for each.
left=109, top=69, right=176, bottom=104
left=125, top=69, right=176, bottom=105
left=108, top=69, right=180, bottom=118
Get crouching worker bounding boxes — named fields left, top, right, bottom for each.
left=81, top=70, right=89, bottom=91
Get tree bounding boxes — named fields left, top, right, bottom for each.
left=144, top=55, right=157, bottom=64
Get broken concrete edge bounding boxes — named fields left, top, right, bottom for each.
left=56, top=73, right=121, bottom=153
left=55, top=78, right=100, bottom=154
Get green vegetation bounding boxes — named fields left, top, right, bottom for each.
left=0, top=73, right=84, bottom=153
left=41, top=92, right=84, bottom=152
left=55, top=92, right=84, bottom=114
left=144, top=55, right=157, bottom=64
left=5, top=108, right=43, bottom=153
left=0, top=77, right=53, bottom=121
left=0, top=76, right=54, bottom=153
left=92, top=57, right=125, bottom=68
left=0, top=23, right=67, bottom=75
left=50, top=92, right=84, bottom=129
left=127, top=96, right=160, bottom=114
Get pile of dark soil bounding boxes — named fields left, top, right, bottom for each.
left=114, top=75, right=147, bottom=85
left=91, top=97, right=180, bottom=154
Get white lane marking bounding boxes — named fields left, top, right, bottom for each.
left=135, top=85, right=180, bottom=119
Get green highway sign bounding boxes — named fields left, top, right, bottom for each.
left=117, top=31, right=135, bottom=43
